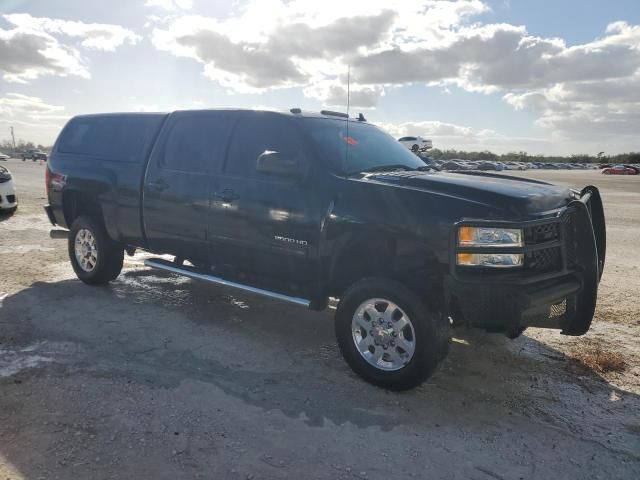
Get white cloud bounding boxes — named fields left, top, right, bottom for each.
left=150, top=0, right=485, bottom=99
left=0, top=94, right=68, bottom=145
left=378, top=119, right=565, bottom=154
left=145, top=0, right=193, bottom=11
left=0, top=14, right=140, bottom=82
left=4, top=13, right=141, bottom=51
left=148, top=1, right=640, bottom=150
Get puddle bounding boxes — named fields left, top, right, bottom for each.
left=0, top=244, right=54, bottom=254
left=0, top=341, right=79, bottom=377
left=0, top=214, right=52, bottom=232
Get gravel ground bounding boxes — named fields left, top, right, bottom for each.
left=1, top=159, right=639, bottom=480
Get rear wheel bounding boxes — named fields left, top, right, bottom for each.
left=68, top=216, right=124, bottom=285
left=335, top=278, right=450, bottom=390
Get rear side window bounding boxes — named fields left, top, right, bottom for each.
left=161, top=112, right=232, bottom=173
left=225, top=113, right=307, bottom=178
left=58, top=116, right=163, bottom=162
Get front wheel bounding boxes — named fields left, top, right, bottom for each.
left=335, top=278, right=450, bottom=390
left=68, top=216, right=124, bottom=285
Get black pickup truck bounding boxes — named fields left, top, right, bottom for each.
left=44, top=109, right=606, bottom=390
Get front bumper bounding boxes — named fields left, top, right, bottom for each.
left=445, top=186, right=605, bottom=336
left=0, top=180, right=17, bottom=209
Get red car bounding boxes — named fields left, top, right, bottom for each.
left=602, top=165, right=637, bottom=175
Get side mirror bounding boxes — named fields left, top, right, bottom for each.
left=256, top=150, right=302, bottom=178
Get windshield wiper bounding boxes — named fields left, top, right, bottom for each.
left=416, top=164, right=441, bottom=172
left=359, top=164, right=416, bottom=174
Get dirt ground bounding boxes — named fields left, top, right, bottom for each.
left=1, top=159, right=638, bottom=480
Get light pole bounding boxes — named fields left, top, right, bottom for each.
left=10, top=126, right=16, bottom=150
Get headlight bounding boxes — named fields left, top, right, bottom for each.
left=458, top=226, right=523, bottom=247
left=456, top=253, right=523, bottom=267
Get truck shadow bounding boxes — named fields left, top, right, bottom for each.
left=1, top=270, right=639, bottom=475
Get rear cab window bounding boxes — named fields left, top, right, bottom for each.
left=58, top=115, right=165, bottom=162
left=160, top=112, right=234, bottom=174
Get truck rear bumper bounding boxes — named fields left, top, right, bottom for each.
left=445, top=186, right=605, bottom=336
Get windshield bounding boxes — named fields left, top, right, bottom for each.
left=301, top=118, right=426, bottom=175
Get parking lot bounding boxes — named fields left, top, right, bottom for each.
left=1, top=159, right=639, bottom=479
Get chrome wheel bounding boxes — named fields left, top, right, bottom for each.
left=351, top=298, right=416, bottom=371
left=74, top=228, right=98, bottom=272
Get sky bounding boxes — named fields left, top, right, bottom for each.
left=0, top=0, right=639, bottom=155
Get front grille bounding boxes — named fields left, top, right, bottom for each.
left=525, top=222, right=559, bottom=243
left=524, top=221, right=562, bottom=273
left=525, top=246, right=562, bottom=273
left=7, top=195, right=15, bottom=203
left=563, top=212, right=577, bottom=267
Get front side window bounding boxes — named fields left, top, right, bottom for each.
left=225, top=113, right=307, bottom=178
left=302, top=118, right=425, bottom=175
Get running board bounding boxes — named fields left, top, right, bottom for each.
left=144, top=258, right=311, bottom=307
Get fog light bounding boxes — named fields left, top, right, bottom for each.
left=456, top=253, right=523, bottom=268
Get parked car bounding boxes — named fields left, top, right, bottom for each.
left=0, top=151, right=9, bottom=161
left=475, top=161, right=504, bottom=171
left=0, top=164, right=17, bottom=214
left=398, top=136, right=432, bottom=152
left=602, top=165, right=637, bottom=175
left=44, top=109, right=606, bottom=390
left=22, top=149, right=48, bottom=161
left=440, top=160, right=466, bottom=170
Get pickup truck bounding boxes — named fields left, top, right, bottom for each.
left=22, top=149, right=48, bottom=162
left=44, top=109, right=606, bottom=390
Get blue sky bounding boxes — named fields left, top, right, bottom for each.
left=0, top=0, right=638, bottom=155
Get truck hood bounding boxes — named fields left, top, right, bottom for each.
left=363, top=170, right=572, bottom=217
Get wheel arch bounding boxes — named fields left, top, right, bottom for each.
left=62, top=189, right=108, bottom=233
left=325, top=230, right=445, bottom=309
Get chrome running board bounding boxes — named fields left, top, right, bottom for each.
left=144, top=258, right=311, bottom=308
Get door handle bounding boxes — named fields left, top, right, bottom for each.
left=147, top=179, right=169, bottom=192
left=214, top=189, right=239, bottom=202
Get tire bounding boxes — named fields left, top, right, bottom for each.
left=505, top=326, right=526, bottom=339
left=335, top=278, right=450, bottom=390
left=0, top=206, right=17, bottom=215
left=68, top=215, right=124, bottom=285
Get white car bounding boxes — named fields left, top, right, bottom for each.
left=398, top=136, right=433, bottom=152
left=0, top=165, right=17, bottom=214
left=0, top=151, right=9, bottom=161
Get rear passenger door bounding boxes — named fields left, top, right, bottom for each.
left=209, top=112, right=327, bottom=285
left=143, top=111, right=234, bottom=261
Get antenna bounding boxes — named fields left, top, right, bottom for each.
left=344, top=65, right=351, bottom=176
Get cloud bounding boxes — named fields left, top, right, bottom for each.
left=378, top=119, right=558, bottom=154
left=145, top=0, right=193, bottom=11
left=500, top=23, right=640, bottom=145
left=0, top=28, right=88, bottom=83
left=148, top=1, right=640, bottom=150
left=304, top=82, right=384, bottom=108
left=150, top=0, right=485, bottom=95
left=0, top=94, right=68, bottom=144
left=0, top=14, right=140, bottom=82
